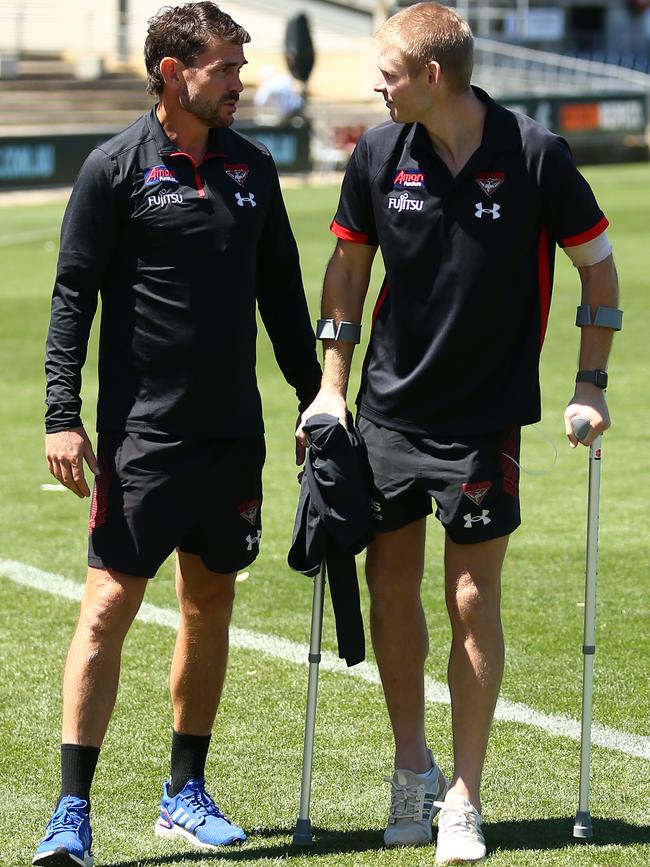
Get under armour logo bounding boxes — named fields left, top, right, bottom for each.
left=463, top=510, right=491, bottom=528
left=245, top=530, right=261, bottom=550
left=235, top=192, right=256, bottom=207
left=475, top=202, right=500, bottom=220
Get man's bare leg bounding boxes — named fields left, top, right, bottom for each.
left=170, top=551, right=237, bottom=735
left=443, top=534, right=509, bottom=813
left=156, top=552, right=247, bottom=846
left=62, top=567, right=148, bottom=746
left=365, top=519, right=431, bottom=773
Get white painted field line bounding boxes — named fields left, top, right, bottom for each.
left=2, top=558, right=648, bottom=762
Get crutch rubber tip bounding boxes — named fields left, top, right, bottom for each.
left=571, top=415, right=592, bottom=442
left=573, top=810, right=593, bottom=839
left=292, top=818, right=314, bottom=846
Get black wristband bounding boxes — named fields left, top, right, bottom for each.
left=576, top=369, right=608, bottom=389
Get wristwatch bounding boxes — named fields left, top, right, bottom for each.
left=575, top=369, right=608, bottom=389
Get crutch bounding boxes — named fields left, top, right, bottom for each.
left=293, top=559, right=326, bottom=846
left=570, top=415, right=602, bottom=840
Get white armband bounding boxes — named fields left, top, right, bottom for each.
left=563, top=231, right=612, bottom=267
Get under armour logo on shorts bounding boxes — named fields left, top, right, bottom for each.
left=463, top=510, right=491, bottom=528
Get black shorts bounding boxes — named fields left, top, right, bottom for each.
left=358, top=416, right=521, bottom=544
left=88, top=432, right=265, bottom=578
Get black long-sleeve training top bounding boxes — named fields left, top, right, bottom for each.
left=45, top=108, right=322, bottom=435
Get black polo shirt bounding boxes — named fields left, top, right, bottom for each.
left=45, top=107, right=321, bottom=435
left=331, top=88, right=608, bottom=436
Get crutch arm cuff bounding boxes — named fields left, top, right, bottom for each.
left=316, top=319, right=362, bottom=343
left=575, top=304, right=623, bottom=330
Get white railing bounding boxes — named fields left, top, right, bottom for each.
left=474, top=37, right=650, bottom=96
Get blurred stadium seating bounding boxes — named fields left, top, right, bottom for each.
left=0, top=1, right=648, bottom=186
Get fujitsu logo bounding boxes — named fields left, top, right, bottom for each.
left=147, top=192, right=184, bottom=207
left=387, top=192, right=423, bottom=212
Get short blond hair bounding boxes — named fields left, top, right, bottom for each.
left=375, top=3, right=473, bottom=92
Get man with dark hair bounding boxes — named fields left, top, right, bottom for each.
left=299, top=2, right=619, bottom=864
left=33, top=3, right=321, bottom=865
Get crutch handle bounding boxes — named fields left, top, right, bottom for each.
left=571, top=415, right=592, bottom=443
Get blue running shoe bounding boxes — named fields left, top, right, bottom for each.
left=32, top=795, right=93, bottom=866
left=155, top=779, right=247, bottom=849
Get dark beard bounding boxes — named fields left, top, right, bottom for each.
left=180, top=89, right=238, bottom=128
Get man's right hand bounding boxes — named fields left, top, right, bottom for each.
left=295, top=389, right=349, bottom=456
left=45, top=426, right=100, bottom=498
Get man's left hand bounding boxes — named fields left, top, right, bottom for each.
left=564, top=384, right=611, bottom=448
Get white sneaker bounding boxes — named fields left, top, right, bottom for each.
left=434, top=793, right=486, bottom=864
left=383, top=750, right=448, bottom=847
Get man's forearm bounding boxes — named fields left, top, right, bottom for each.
left=45, top=287, right=98, bottom=432
left=576, top=255, right=620, bottom=371
left=320, top=340, right=356, bottom=398
left=318, top=241, right=375, bottom=398
left=564, top=254, right=619, bottom=443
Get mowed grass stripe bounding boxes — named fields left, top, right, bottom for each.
left=2, top=557, right=648, bottom=762
left=0, top=229, right=58, bottom=247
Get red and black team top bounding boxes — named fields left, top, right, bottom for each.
left=331, top=87, right=608, bottom=437
left=45, top=108, right=321, bottom=436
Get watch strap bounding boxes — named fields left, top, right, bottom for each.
left=576, top=369, right=608, bottom=389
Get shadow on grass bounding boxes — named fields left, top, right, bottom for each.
left=107, top=817, right=650, bottom=865
left=487, top=816, right=650, bottom=852
left=107, top=826, right=380, bottom=865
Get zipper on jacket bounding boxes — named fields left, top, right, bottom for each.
left=170, top=151, right=223, bottom=198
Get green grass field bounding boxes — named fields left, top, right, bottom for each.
left=0, top=164, right=648, bottom=867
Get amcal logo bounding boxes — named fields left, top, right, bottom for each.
left=144, top=165, right=179, bottom=185
left=387, top=192, right=423, bottom=212
left=393, top=169, right=426, bottom=188
left=147, top=192, right=184, bottom=208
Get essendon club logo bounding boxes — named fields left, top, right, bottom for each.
left=239, top=499, right=260, bottom=526
left=462, top=481, right=492, bottom=507
left=476, top=172, right=505, bottom=197
left=393, top=169, right=426, bottom=189
left=144, top=165, right=179, bottom=185
left=225, top=163, right=250, bottom=186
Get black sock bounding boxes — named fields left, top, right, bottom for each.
left=60, top=744, right=100, bottom=809
left=169, top=730, right=212, bottom=797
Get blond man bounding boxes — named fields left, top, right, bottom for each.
left=299, top=3, right=618, bottom=863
